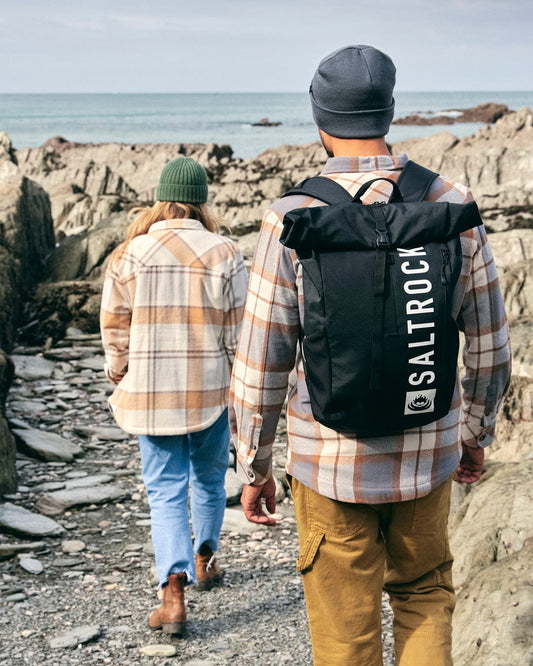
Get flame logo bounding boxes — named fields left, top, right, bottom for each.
left=407, top=394, right=432, bottom=411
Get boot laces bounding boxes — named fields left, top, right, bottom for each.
left=206, top=554, right=216, bottom=572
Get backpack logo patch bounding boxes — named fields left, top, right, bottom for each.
left=404, top=389, right=436, bottom=415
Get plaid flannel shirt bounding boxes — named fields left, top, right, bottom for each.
left=229, top=154, right=511, bottom=503
left=100, top=218, right=248, bottom=435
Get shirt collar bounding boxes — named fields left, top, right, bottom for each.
left=321, top=153, right=408, bottom=174
left=148, top=218, right=205, bottom=233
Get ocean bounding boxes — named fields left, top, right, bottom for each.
left=1, top=91, right=531, bottom=159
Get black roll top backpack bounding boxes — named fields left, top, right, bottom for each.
left=280, top=161, right=482, bottom=437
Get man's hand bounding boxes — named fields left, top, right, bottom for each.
left=241, top=477, right=277, bottom=526
left=454, top=443, right=485, bottom=484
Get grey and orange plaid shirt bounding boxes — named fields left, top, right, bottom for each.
left=101, top=218, right=248, bottom=435
left=229, top=154, right=511, bottom=503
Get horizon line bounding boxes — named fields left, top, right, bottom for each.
left=1, top=89, right=532, bottom=96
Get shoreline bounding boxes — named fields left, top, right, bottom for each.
left=2, top=91, right=532, bottom=159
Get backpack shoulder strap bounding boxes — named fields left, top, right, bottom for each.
left=396, top=160, right=439, bottom=202
left=282, top=176, right=353, bottom=205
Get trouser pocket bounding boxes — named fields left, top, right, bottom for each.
left=296, top=528, right=324, bottom=573
left=288, top=474, right=372, bottom=574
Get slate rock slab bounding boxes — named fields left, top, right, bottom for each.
left=12, top=427, right=83, bottom=462
left=74, top=425, right=130, bottom=441
left=64, top=474, right=113, bottom=490
left=35, top=485, right=131, bottom=516
left=10, top=355, right=56, bottom=380
left=75, top=356, right=105, bottom=372
left=0, top=541, right=46, bottom=560
left=49, top=625, right=101, bottom=649
left=0, top=502, right=65, bottom=537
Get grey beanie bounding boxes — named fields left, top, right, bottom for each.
left=156, top=157, right=208, bottom=204
left=309, top=45, right=396, bottom=139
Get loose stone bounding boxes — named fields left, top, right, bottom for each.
left=48, top=625, right=101, bottom=649
left=18, top=557, right=44, bottom=574
left=4, top=592, right=27, bottom=602
left=61, top=539, right=86, bottom=554
left=139, top=644, right=178, bottom=657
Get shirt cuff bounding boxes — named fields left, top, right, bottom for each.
left=232, top=413, right=272, bottom=486
left=236, top=457, right=257, bottom=485
left=461, top=417, right=495, bottom=448
left=104, top=363, right=125, bottom=386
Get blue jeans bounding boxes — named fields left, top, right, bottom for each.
left=138, top=410, right=230, bottom=588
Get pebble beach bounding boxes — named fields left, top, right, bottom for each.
left=0, top=331, right=394, bottom=665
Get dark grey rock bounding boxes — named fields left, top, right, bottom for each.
left=0, top=502, right=65, bottom=537
left=48, top=625, right=101, bottom=649
left=12, top=427, right=83, bottom=462
left=64, top=474, right=113, bottom=489
left=0, top=541, right=46, bottom=560
left=74, top=425, right=130, bottom=441
left=35, top=484, right=131, bottom=516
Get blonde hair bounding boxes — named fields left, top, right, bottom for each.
left=110, top=201, right=220, bottom=268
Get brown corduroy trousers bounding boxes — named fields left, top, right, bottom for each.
left=289, top=475, right=454, bottom=666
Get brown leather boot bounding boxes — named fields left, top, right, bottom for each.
left=149, top=573, right=186, bottom=636
left=195, top=544, right=223, bottom=591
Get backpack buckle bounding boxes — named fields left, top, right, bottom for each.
left=376, top=231, right=390, bottom=248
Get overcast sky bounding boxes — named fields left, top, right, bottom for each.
left=1, top=0, right=532, bottom=93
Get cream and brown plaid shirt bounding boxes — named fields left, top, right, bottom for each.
left=101, top=218, right=248, bottom=435
left=229, top=154, right=511, bottom=503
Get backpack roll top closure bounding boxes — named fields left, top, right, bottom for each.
left=280, top=199, right=482, bottom=253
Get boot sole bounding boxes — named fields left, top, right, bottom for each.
left=196, top=576, right=222, bottom=591
left=150, top=622, right=186, bottom=637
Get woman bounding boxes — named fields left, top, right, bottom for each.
left=100, top=157, right=248, bottom=636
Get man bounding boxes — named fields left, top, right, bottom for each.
left=229, top=45, right=511, bottom=665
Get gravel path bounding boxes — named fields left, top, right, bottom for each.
left=0, top=334, right=394, bottom=665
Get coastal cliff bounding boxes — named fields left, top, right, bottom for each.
left=0, top=109, right=532, bottom=664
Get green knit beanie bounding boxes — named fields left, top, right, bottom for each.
left=156, top=157, right=208, bottom=204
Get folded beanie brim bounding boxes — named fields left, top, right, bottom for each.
left=156, top=182, right=208, bottom=203
left=310, top=95, right=395, bottom=138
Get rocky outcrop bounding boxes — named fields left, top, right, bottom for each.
left=391, top=107, right=533, bottom=214
left=450, top=463, right=533, bottom=665
left=12, top=108, right=533, bottom=251
left=0, top=132, right=55, bottom=494
left=450, top=462, right=533, bottom=590
left=487, top=229, right=533, bottom=463
left=21, top=280, right=103, bottom=344
left=0, top=132, right=55, bottom=349
left=15, top=139, right=233, bottom=236
left=452, top=540, right=532, bottom=666
left=14, top=135, right=326, bottom=240
left=393, top=102, right=511, bottom=126
left=448, top=223, right=532, bottom=664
